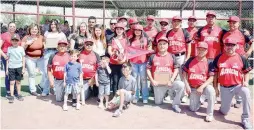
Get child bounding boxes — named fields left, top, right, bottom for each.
left=63, top=50, right=83, bottom=110
left=95, top=56, right=111, bottom=109
left=111, top=63, right=137, bottom=117
left=6, top=34, right=25, bottom=103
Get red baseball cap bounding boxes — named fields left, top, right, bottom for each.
left=197, top=42, right=208, bottom=49
left=115, top=23, right=125, bottom=29
left=159, top=18, right=169, bottom=24
left=133, top=24, right=143, bottom=31
left=206, top=11, right=216, bottom=17
left=227, top=16, right=240, bottom=22
left=188, top=16, right=197, bottom=21
left=58, top=40, right=68, bottom=45
left=157, top=37, right=168, bottom=43
left=224, top=38, right=237, bottom=44
left=11, top=34, right=20, bottom=41
left=84, top=38, right=94, bottom=44
left=147, top=15, right=155, bottom=20
left=128, top=17, right=138, bottom=24
left=172, top=16, right=182, bottom=21
left=117, top=16, right=127, bottom=22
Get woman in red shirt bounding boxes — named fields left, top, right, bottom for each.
left=21, top=23, right=44, bottom=96
left=129, top=25, right=150, bottom=104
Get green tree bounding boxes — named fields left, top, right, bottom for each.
left=40, top=10, right=64, bottom=24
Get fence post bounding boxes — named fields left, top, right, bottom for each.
left=37, top=0, right=39, bottom=25
left=72, top=0, right=75, bottom=33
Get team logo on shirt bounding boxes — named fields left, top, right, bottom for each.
left=53, top=62, right=60, bottom=65
left=219, top=63, right=226, bottom=67
left=155, top=66, right=171, bottom=72
left=220, top=68, right=238, bottom=76
left=82, top=64, right=94, bottom=70
left=204, top=36, right=219, bottom=42
left=169, top=41, right=183, bottom=46
left=55, top=66, right=64, bottom=71
left=189, top=73, right=205, bottom=80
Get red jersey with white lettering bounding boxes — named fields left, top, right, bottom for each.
left=183, top=57, right=214, bottom=88
left=186, top=27, right=198, bottom=57
left=196, top=25, right=224, bottom=59
left=144, top=26, right=158, bottom=40
left=222, top=30, right=252, bottom=55
left=79, top=50, right=100, bottom=79
left=0, top=32, right=21, bottom=53
left=166, top=28, right=191, bottom=54
left=129, top=37, right=148, bottom=64
left=48, top=52, right=70, bottom=79
left=213, top=53, right=251, bottom=87
left=108, top=37, right=129, bottom=65
left=147, top=52, right=178, bottom=78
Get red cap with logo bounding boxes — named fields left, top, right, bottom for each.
left=188, top=16, right=197, bottom=21
left=128, top=17, right=138, bottom=24
left=84, top=38, right=94, bottom=44
left=115, top=23, right=125, bottom=29
left=197, top=42, right=208, bottom=49
left=58, top=40, right=68, bottom=45
left=159, top=18, right=169, bottom=24
left=172, top=16, right=182, bottom=21
left=147, top=15, right=155, bottom=20
left=227, top=16, right=240, bottom=22
left=157, top=37, right=168, bottom=43
left=206, top=11, right=216, bottom=17
left=224, top=38, right=237, bottom=44
left=133, top=24, right=143, bottom=31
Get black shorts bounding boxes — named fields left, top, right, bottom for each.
left=8, top=67, right=23, bottom=81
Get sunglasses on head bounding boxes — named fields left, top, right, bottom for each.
left=110, top=23, right=117, bottom=25
left=225, top=43, right=236, bottom=47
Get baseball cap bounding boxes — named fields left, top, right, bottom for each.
left=115, top=23, right=125, bottom=29
left=224, top=38, right=237, bottom=44
left=84, top=38, right=94, bottom=44
left=133, top=25, right=143, bottom=31
left=206, top=11, right=216, bottom=17
left=118, top=16, right=127, bottom=22
left=58, top=40, right=68, bottom=45
left=197, top=42, right=208, bottom=49
left=172, top=16, right=182, bottom=21
left=188, top=16, right=197, bottom=21
left=11, top=34, right=20, bottom=41
left=110, top=19, right=118, bottom=24
left=128, top=17, right=138, bottom=24
left=159, top=18, right=169, bottom=24
left=157, top=37, right=168, bottom=43
left=227, top=16, right=240, bottom=22
left=147, top=15, right=155, bottom=21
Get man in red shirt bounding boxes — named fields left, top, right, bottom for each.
left=183, top=42, right=215, bottom=122
left=213, top=38, right=252, bottom=129
left=153, top=18, right=169, bottom=52
left=0, top=22, right=19, bottom=97
left=186, top=16, right=198, bottom=57
left=147, top=37, right=185, bottom=113
left=79, top=38, right=100, bottom=103
left=48, top=40, right=70, bottom=101
left=222, top=16, right=253, bottom=108
left=144, top=15, right=158, bottom=44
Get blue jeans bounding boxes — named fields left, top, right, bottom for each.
left=131, top=62, right=149, bottom=100
left=1, top=56, right=17, bottom=95
left=41, top=49, right=57, bottom=94
left=25, top=56, right=45, bottom=93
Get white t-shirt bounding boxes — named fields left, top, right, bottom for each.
left=44, top=31, right=67, bottom=48
left=7, top=46, right=25, bottom=68
left=92, top=40, right=106, bottom=56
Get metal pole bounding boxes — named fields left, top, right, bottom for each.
left=63, top=7, right=66, bottom=22
left=103, top=0, right=105, bottom=28
left=12, top=4, right=15, bottom=22
left=72, top=0, right=75, bottom=33
left=238, top=0, right=242, bottom=26
left=37, top=0, right=39, bottom=25
left=192, top=0, right=195, bottom=16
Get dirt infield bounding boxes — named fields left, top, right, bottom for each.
left=1, top=94, right=253, bottom=129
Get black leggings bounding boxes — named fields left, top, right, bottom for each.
left=110, top=64, right=122, bottom=96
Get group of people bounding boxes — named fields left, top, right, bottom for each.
left=0, top=11, right=253, bottom=129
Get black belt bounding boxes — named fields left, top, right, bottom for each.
left=221, top=84, right=238, bottom=88
left=174, top=52, right=185, bottom=57
left=55, top=78, right=63, bottom=80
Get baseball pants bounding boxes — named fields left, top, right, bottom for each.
left=189, top=85, right=215, bottom=116
left=153, top=80, right=185, bottom=105
left=220, top=85, right=251, bottom=122
left=54, top=79, right=65, bottom=102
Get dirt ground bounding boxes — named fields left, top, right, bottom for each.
left=1, top=94, right=253, bottom=129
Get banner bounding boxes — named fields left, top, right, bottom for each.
left=126, top=46, right=154, bottom=59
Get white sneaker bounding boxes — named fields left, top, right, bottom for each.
left=72, top=103, right=77, bottom=107
left=143, top=100, right=148, bottom=104
left=76, top=103, right=81, bottom=110
left=41, top=93, right=48, bottom=97
left=181, top=95, right=188, bottom=103
left=205, top=115, right=214, bottom=122
left=164, top=96, right=171, bottom=101
left=63, top=104, right=68, bottom=111
left=81, top=101, right=86, bottom=106
left=132, top=99, right=138, bottom=104
left=98, top=103, right=105, bottom=109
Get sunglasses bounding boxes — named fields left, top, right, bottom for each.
left=225, top=43, right=236, bottom=47
left=85, top=44, right=93, bottom=46
left=160, top=23, right=168, bottom=26
left=110, top=23, right=117, bottom=25
left=130, top=23, right=138, bottom=25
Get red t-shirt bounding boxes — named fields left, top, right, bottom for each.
left=186, top=27, right=198, bottom=57
left=48, top=52, right=70, bottom=80
left=213, top=53, right=251, bottom=87
left=79, top=50, right=100, bottom=79
left=144, top=26, right=158, bottom=40
left=196, top=25, right=224, bottom=59
left=130, top=37, right=148, bottom=64
left=1, top=32, right=21, bottom=53
left=108, top=37, right=129, bottom=65
left=166, top=28, right=191, bottom=54
left=147, top=52, right=178, bottom=78
left=183, top=57, right=214, bottom=88
left=222, top=30, right=252, bottom=55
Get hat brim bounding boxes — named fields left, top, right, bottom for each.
left=11, top=38, right=19, bottom=41
left=197, top=46, right=208, bottom=49
left=206, top=14, right=216, bottom=17
left=188, top=18, right=197, bottom=21
left=227, top=20, right=239, bottom=22
left=58, top=42, right=68, bottom=45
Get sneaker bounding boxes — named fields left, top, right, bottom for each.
left=205, top=115, right=214, bottom=122
left=36, top=84, right=43, bottom=93
left=50, top=88, right=55, bottom=95
left=16, top=95, right=24, bottom=101
left=8, top=96, right=14, bottom=103
left=81, top=101, right=86, bottom=106
left=234, top=101, right=242, bottom=108
left=41, top=93, right=48, bottom=97
left=164, top=96, right=171, bottom=101
left=98, top=103, right=105, bottom=109
left=31, top=92, right=39, bottom=96
left=242, top=119, right=252, bottom=129
left=72, top=99, right=77, bottom=107
left=5, top=92, right=11, bottom=98
left=132, top=99, right=138, bottom=104
left=143, top=100, right=148, bottom=104
left=181, top=95, right=188, bottom=103
left=172, top=105, right=181, bottom=113
left=63, top=104, right=68, bottom=111
left=112, top=109, right=123, bottom=117
left=72, top=103, right=77, bottom=107
left=123, top=102, right=130, bottom=110
left=76, top=103, right=81, bottom=110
